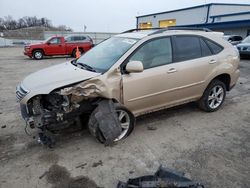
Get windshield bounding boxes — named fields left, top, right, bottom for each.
left=242, top=36, right=250, bottom=43
left=75, top=37, right=138, bottom=73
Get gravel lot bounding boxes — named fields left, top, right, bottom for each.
left=0, top=47, right=250, bottom=188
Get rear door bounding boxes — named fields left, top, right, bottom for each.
left=167, top=35, right=217, bottom=102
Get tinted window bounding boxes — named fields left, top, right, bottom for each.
left=80, top=36, right=86, bottom=40
left=200, top=38, right=212, bottom=57
left=205, top=39, right=223, bottom=54
left=129, top=37, right=172, bottom=69
left=49, top=37, right=61, bottom=44
left=173, top=36, right=201, bottom=62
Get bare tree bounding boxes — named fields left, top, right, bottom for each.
left=0, top=16, right=70, bottom=31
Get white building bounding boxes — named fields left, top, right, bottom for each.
left=137, top=3, right=250, bottom=37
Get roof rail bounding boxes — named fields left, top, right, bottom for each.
left=122, top=27, right=213, bottom=35
left=149, top=27, right=212, bottom=35
left=122, top=28, right=162, bottom=33
left=168, top=27, right=212, bottom=32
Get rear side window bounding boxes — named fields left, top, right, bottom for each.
left=205, top=39, right=223, bottom=54
left=173, top=36, right=202, bottom=62
left=200, top=38, right=212, bottom=57
left=73, top=36, right=86, bottom=41
left=80, top=36, right=86, bottom=40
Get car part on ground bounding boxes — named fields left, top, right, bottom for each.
left=117, top=166, right=204, bottom=188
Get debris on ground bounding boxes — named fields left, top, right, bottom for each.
left=1, top=125, right=6, bottom=129
left=39, top=171, right=48, bottom=179
left=88, top=100, right=122, bottom=145
left=37, top=130, right=56, bottom=148
left=92, top=160, right=103, bottom=168
left=147, top=126, right=157, bottom=131
left=117, top=166, right=204, bottom=188
left=75, top=163, right=87, bottom=169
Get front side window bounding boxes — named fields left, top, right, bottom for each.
left=76, top=37, right=138, bottom=73
left=173, top=36, right=202, bottom=62
left=49, top=37, right=61, bottom=44
left=128, top=37, right=172, bottom=69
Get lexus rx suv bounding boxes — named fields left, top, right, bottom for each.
left=17, top=28, right=240, bottom=145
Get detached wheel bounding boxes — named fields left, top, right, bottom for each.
left=33, top=50, right=43, bottom=60
left=198, top=79, right=226, bottom=112
left=89, top=103, right=135, bottom=143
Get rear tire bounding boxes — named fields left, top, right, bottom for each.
left=33, top=50, right=43, bottom=60
left=198, top=79, right=226, bottom=112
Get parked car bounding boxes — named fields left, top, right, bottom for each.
left=17, top=28, right=240, bottom=145
left=223, top=35, right=243, bottom=45
left=237, top=35, right=250, bottom=58
left=64, top=35, right=93, bottom=44
left=24, top=35, right=93, bottom=60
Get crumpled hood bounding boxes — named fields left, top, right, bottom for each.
left=22, top=61, right=101, bottom=95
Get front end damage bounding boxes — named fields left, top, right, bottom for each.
left=18, top=69, right=124, bottom=147
left=21, top=92, right=96, bottom=146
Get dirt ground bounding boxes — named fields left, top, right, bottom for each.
left=0, top=47, right=249, bottom=188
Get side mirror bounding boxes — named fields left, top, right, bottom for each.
left=126, top=61, right=144, bottom=73
left=47, top=42, right=51, bottom=45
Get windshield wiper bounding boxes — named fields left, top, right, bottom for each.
left=77, top=62, right=97, bottom=72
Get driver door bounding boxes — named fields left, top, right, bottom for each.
left=45, top=37, right=65, bottom=55
left=122, top=37, right=174, bottom=115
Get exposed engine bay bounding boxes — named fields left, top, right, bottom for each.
left=22, top=90, right=122, bottom=147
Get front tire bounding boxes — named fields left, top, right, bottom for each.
left=33, top=50, right=44, bottom=60
left=198, top=80, right=226, bottom=112
left=88, top=103, right=135, bottom=143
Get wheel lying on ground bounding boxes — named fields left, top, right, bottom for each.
left=198, top=79, right=226, bottom=112
left=88, top=103, right=135, bottom=144
left=33, top=50, right=44, bottom=60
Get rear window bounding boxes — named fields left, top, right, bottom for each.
left=205, top=39, right=223, bottom=54
left=173, top=36, right=201, bottom=62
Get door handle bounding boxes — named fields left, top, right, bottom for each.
left=167, top=68, right=177, bottom=74
left=209, top=60, right=217, bottom=64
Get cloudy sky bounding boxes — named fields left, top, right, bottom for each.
left=0, top=0, right=249, bottom=32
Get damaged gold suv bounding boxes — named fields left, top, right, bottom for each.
left=17, top=28, right=240, bottom=146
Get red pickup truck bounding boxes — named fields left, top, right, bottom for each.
left=24, top=35, right=93, bottom=60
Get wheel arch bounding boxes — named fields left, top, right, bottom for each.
left=212, top=74, right=231, bottom=91
left=32, top=48, right=45, bottom=56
